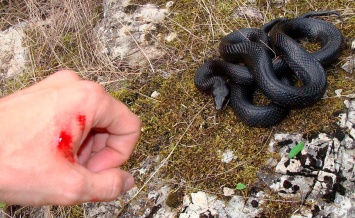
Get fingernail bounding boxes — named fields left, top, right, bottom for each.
left=123, top=174, right=135, bottom=193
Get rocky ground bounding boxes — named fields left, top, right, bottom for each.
left=1, top=0, right=355, bottom=217
left=81, top=99, right=355, bottom=217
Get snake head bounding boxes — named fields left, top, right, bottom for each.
left=212, top=78, right=230, bottom=110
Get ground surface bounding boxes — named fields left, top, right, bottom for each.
left=0, top=0, right=355, bottom=217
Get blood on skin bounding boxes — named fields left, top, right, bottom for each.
left=57, top=114, right=86, bottom=162
left=57, top=130, right=75, bottom=163
left=90, top=197, right=99, bottom=202
left=77, top=114, right=86, bottom=131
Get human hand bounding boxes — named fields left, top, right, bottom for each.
left=0, top=70, right=141, bottom=206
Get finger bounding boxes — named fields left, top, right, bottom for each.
left=86, top=146, right=127, bottom=172
left=87, top=95, right=141, bottom=171
left=93, top=95, right=142, bottom=140
left=81, top=168, right=134, bottom=203
left=77, top=132, right=94, bottom=165
left=91, top=132, right=110, bottom=152
left=89, top=169, right=134, bottom=202
left=77, top=132, right=109, bottom=167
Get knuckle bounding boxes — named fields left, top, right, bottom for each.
left=56, top=70, right=80, bottom=80
left=75, top=81, right=107, bottom=104
left=104, top=172, right=122, bottom=200
left=80, top=81, right=106, bottom=96
left=61, top=173, right=87, bottom=205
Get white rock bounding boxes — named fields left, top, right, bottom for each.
left=0, top=23, right=27, bottom=77
left=341, top=57, right=354, bottom=73
left=166, top=1, right=174, bottom=8
left=266, top=157, right=278, bottom=167
left=347, top=111, right=355, bottom=124
left=182, top=195, right=191, bottom=207
left=275, top=156, right=288, bottom=174
left=227, top=195, right=244, bottom=209
left=95, top=1, right=171, bottom=67
left=221, top=149, right=237, bottom=163
left=335, top=89, right=343, bottom=96
left=348, top=99, right=355, bottom=110
left=310, top=133, right=331, bottom=144
left=341, top=40, right=355, bottom=73
left=191, top=191, right=208, bottom=210
left=276, top=156, right=303, bottom=174
left=165, top=32, right=177, bottom=42
left=344, top=99, right=351, bottom=108
left=337, top=113, right=347, bottom=128
left=223, top=187, right=235, bottom=197
left=232, top=6, right=263, bottom=20
left=350, top=128, right=355, bottom=139
left=151, top=90, right=160, bottom=98
left=225, top=195, right=261, bottom=217
left=343, top=135, right=354, bottom=149
left=137, top=4, right=169, bottom=23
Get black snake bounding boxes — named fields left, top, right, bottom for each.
left=194, top=11, right=344, bottom=127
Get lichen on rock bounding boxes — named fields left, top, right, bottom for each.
left=94, top=0, right=174, bottom=67
left=0, top=23, right=27, bottom=78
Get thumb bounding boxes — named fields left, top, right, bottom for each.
left=84, top=168, right=135, bottom=202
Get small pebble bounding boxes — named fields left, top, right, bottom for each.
left=223, top=187, right=235, bottom=197
left=151, top=91, right=160, bottom=98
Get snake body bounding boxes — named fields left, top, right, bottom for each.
left=194, top=11, right=344, bottom=127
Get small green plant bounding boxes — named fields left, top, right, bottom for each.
left=236, top=182, right=247, bottom=190
left=289, top=142, right=305, bottom=159
left=0, top=202, right=6, bottom=208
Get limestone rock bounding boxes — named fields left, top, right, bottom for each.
left=0, top=23, right=27, bottom=78
left=94, top=0, right=174, bottom=68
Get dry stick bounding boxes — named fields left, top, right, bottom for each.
left=0, top=209, right=11, bottom=218
left=166, top=16, right=200, bottom=39
left=322, top=93, right=355, bottom=99
left=125, top=88, right=161, bottom=103
left=126, top=100, right=212, bottom=203
left=199, top=0, right=215, bottom=40
left=116, top=19, right=156, bottom=74
left=129, top=32, right=156, bottom=74
left=203, top=0, right=228, bottom=35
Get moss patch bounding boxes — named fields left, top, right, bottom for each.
left=166, top=188, right=185, bottom=208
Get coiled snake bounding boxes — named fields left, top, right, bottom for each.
left=194, top=11, right=344, bottom=127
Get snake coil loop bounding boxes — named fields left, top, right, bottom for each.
left=194, top=11, right=344, bottom=127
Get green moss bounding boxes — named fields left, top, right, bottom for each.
left=166, top=188, right=185, bottom=208
left=49, top=206, right=83, bottom=218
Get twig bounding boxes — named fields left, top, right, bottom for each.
left=322, top=93, right=355, bottom=99
left=166, top=16, right=200, bottom=39
left=126, top=88, right=161, bottom=102
left=199, top=0, right=215, bottom=40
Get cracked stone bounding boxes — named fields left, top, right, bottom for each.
left=0, top=22, right=27, bottom=78
left=94, top=0, right=173, bottom=67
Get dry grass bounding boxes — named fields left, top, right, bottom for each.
left=1, top=0, right=125, bottom=96
left=1, top=0, right=355, bottom=217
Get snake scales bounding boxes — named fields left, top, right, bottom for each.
left=194, top=11, right=344, bottom=127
